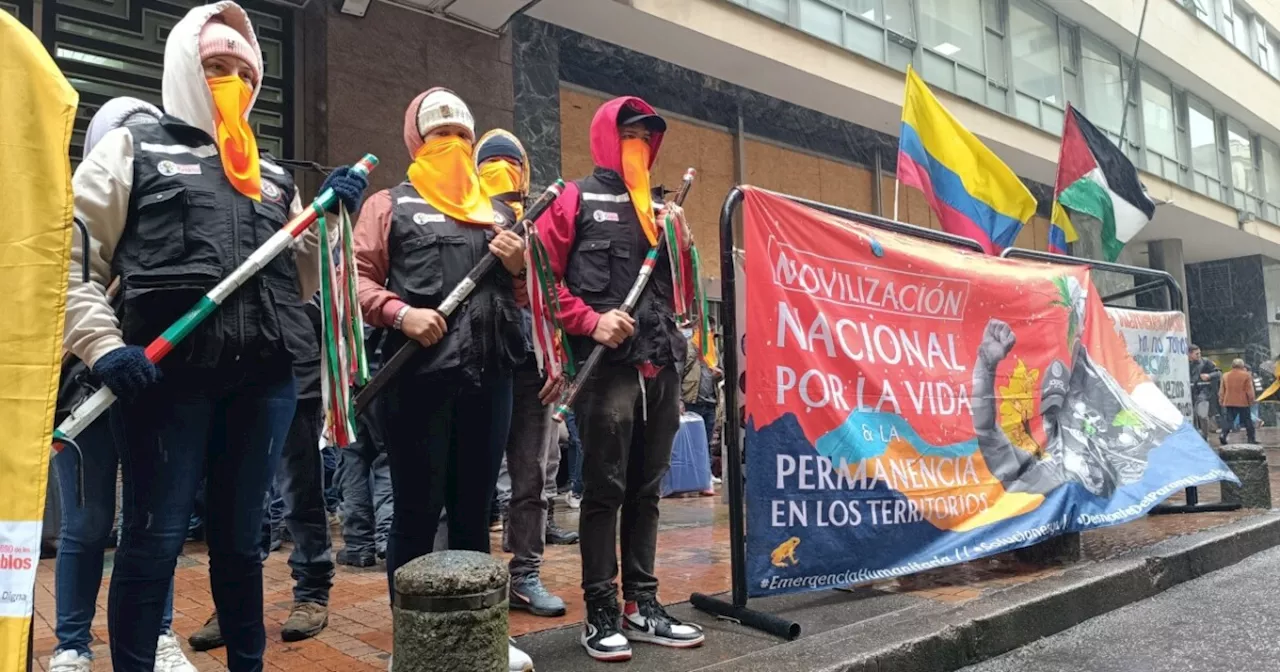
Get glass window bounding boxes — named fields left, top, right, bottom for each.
left=1081, top=34, right=1123, bottom=133
left=845, top=14, right=887, bottom=60
left=845, top=0, right=880, bottom=22
left=885, top=0, right=915, bottom=38
left=749, top=0, right=789, bottom=21
left=919, top=0, right=984, bottom=70
left=1141, top=69, right=1177, bottom=159
left=1010, top=0, right=1062, bottom=105
left=798, top=0, right=843, bottom=43
left=1184, top=0, right=1211, bottom=21
left=1233, top=3, right=1252, bottom=53
left=1228, top=119, right=1258, bottom=198
left=1187, top=96, right=1219, bottom=181
left=1263, top=139, right=1280, bottom=204
left=1270, top=33, right=1280, bottom=76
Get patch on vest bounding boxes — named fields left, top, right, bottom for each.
left=592, top=210, right=620, bottom=223
left=414, top=212, right=446, bottom=225
left=156, top=160, right=201, bottom=177
left=262, top=181, right=282, bottom=201
left=494, top=213, right=506, bottom=225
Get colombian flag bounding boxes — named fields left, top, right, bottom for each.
left=896, top=66, right=1037, bottom=255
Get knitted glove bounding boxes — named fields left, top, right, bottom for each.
left=92, top=345, right=161, bottom=401
left=321, top=166, right=369, bottom=214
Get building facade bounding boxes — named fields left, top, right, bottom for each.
left=9, top=0, right=1280, bottom=370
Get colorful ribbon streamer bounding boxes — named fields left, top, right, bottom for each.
left=317, top=203, right=368, bottom=447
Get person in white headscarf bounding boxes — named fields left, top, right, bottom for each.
left=50, top=97, right=198, bottom=672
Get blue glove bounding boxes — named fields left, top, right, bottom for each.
left=321, top=166, right=369, bottom=214
left=92, top=345, right=161, bottom=401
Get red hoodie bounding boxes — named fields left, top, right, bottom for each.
left=534, top=96, right=690, bottom=339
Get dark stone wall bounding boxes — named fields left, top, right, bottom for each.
left=1186, top=255, right=1270, bottom=369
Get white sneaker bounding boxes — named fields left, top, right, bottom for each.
left=49, top=650, right=92, bottom=672
left=154, top=631, right=197, bottom=672
left=711, top=475, right=722, bottom=486
left=566, top=493, right=583, bottom=510
left=508, top=638, right=534, bottom=671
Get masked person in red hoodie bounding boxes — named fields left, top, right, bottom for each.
left=535, top=96, right=704, bottom=662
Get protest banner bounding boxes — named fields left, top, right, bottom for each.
left=742, top=187, right=1235, bottom=598
left=1105, top=308, right=1192, bottom=420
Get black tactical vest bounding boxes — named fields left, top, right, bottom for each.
left=382, top=182, right=525, bottom=383
left=111, top=117, right=314, bottom=373
left=565, top=168, right=684, bottom=369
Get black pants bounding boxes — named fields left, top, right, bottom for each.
left=1221, top=406, right=1256, bottom=443
left=574, top=363, right=681, bottom=604
left=382, top=371, right=513, bottom=601
left=505, top=362, right=554, bottom=580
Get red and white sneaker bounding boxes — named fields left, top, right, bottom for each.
left=621, top=597, right=705, bottom=648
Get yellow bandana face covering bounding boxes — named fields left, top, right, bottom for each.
left=478, top=159, right=525, bottom=219
left=207, top=75, right=261, bottom=201
left=407, top=136, right=496, bottom=225
left=620, top=138, right=657, bottom=245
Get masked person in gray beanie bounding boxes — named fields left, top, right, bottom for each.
left=50, top=97, right=197, bottom=672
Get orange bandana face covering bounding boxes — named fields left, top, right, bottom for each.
left=620, top=138, right=657, bottom=245
left=478, top=160, right=525, bottom=219
left=408, top=136, right=496, bottom=225
left=207, top=75, right=261, bottom=201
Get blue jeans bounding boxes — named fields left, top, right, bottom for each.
left=53, top=414, right=174, bottom=656
left=563, top=411, right=584, bottom=496
left=260, top=397, right=334, bottom=604
left=110, top=366, right=296, bottom=672
left=336, top=416, right=394, bottom=557
left=322, top=446, right=340, bottom=513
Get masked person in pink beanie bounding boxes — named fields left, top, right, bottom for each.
left=63, top=3, right=369, bottom=669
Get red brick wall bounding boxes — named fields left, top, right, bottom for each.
left=322, top=2, right=515, bottom=193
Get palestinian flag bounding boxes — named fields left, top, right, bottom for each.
left=1051, top=105, right=1156, bottom=261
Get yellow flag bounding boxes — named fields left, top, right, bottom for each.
left=0, top=11, right=77, bottom=671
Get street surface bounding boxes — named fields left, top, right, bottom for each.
left=961, top=544, right=1280, bottom=672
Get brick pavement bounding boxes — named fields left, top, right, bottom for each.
left=30, top=443, right=1280, bottom=671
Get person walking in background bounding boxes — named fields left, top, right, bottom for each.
left=681, top=330, right=720, bottom=460
left=50, top=96, right=195, bottom=672
left=1220, top=358, right=1257, bottom=445
left=1189, top=345, right=1221, bottom=439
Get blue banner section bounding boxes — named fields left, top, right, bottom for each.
left=746, top=418, right=1234, bottom=597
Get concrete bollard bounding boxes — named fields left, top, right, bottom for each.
left=1218, top=444, right=1272, bottom=509
left=392, top=550, right=509, bottom=672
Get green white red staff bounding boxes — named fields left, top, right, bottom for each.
left=53, top=153, right=380, bottom=449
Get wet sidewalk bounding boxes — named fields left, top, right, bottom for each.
left=29, top=447, right=1280, bottom=672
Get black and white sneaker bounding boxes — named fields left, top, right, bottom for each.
left=581, top=600, right=632, bottom=662
left=621, top=597, right=705, bottom=648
